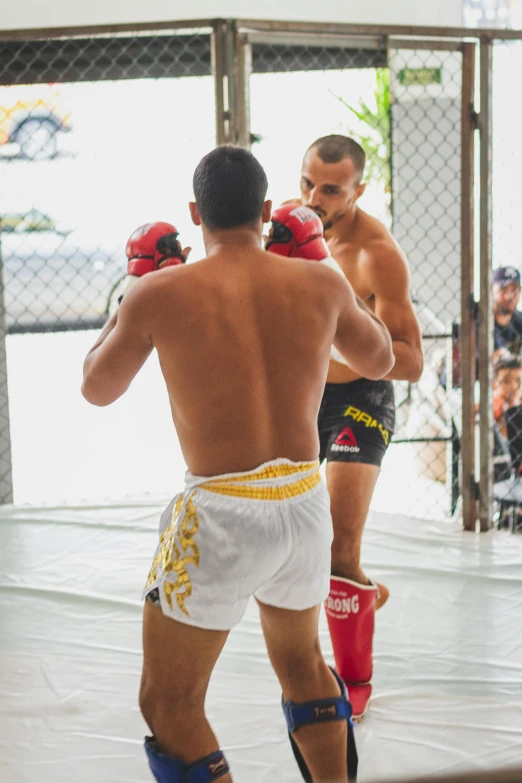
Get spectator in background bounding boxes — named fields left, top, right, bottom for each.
left=440, top=267, right=521, bottom=390
left=493, top=267, right=522, bottom=357
left=493, top=355, right=522, bottom=439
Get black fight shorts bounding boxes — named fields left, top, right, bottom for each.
left=318, top=380, right=395, bottom=468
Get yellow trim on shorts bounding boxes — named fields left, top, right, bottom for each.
left=200, top=469, right=321, bottom=500
left=202, top=459, right=320, bottom=485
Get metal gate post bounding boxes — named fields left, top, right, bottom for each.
left=236, top=32, right=252, bottom=148
left=212, top=20, right=251, bottom=148
left=461, top=41, right=479, bottom=531
left=0, top=230, right=14, bottom=505
left=211, top=20, right=228, bottom=145
left=224, top=20, right=238, bottom=143
left=478, top=37, right=494, bottom=532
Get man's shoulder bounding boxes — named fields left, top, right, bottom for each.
left=342, top=211, right=405, bottom=267
left=280, top=256, right=347, bottom=297
left=131, top=260, right=196, bottom=304
left=319, top=255, right=346, bottom=278
left=356, top=208, right=392, bottom=240
left=362, top=234, right=407, bottom=276
left=283, top=254, right=341, bottom=278
left=511, top=310, right=522, bottom=329
left=496, top=310, right=522, bottom=329
left=145, top=260, right=200, bottom=286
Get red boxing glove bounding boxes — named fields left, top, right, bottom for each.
left=117, top=222, right=186, bottom=305
left=265, top=204, right=329, bottom=260
left=125, top=221, right=186, bottom=277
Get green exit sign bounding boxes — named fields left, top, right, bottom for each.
left=399, top=67, right=442, bottom=86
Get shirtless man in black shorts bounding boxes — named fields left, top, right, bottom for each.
left=289, top=135, right=423, bottom=718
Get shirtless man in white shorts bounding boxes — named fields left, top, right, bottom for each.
left=82, top=145, right=394, bottom=783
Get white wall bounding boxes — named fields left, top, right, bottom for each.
left=0, top=0, right=462, bottom=33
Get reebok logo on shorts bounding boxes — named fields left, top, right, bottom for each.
left=335, top=428, right=358, bottom=447
left=331, top=427, right=360, bottom=454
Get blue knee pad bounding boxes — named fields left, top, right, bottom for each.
left=282, top=667, right=358, bottom=782
left=145, top=737, right=229, bottom=782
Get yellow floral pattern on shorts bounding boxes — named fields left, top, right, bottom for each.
left=145, top=492, right=200, bottom=616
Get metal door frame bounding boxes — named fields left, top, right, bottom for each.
left=223, top=24, right=487, bottom=531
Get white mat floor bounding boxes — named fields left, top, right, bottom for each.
left=1, top=499, right=521, bottom=783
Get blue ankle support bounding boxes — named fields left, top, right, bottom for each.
left=145, top=737, right=229, bottom=782
left=281, top=667, right=358, bottom=782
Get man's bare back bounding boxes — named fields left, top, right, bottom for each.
left=83, top=244, right=393, bottom=476
left=146, top=249, right=344, bottom=474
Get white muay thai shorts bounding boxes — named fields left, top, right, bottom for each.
left=143, top=458, right=333, bottom=630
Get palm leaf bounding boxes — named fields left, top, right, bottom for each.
left=330, top=68, right=392, bottom=200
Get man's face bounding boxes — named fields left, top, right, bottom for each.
left=493, top=282, right=520, bottom=316
left=300, top=150, right=364, bottom=231
left=494, top=367, right=522, bottom=402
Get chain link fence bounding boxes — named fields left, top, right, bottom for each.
left=0, top=29, right=214, bottom=334
left=388, top=45, right=463, bottom=519
left=1, top=20, right=522, bottom=525
left=249, top=36, right=462, bottom=520
left=0, top=26, right=215, bottom=503
left=463, top=0, right=514, bottom=28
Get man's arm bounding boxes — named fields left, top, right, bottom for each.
left=368, top=244, right=424, bottom=382
left=332, top=272, right=395, bottom=381
left=82, top=281, right=154, bottom=406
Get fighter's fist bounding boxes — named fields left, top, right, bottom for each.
left=117, top=222, right=189, bottom=306
left=125, top=221, right=188, bottom=277
left=265, top=204, right=329, bottom=260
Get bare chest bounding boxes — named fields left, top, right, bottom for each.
left=327, top=239, right=374, bottom=301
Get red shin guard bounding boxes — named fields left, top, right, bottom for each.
left=325, top=577, right=377, bottom=719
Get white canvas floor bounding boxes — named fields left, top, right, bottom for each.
left=1, top=498, right=522, bottom=783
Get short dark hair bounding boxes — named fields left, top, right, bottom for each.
left=193, top=145, right=268, bottom=230
left=307, top=135, right=366, bottom=183
left=495, top=355, right=522, bottom=375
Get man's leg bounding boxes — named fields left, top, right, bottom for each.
left=326, top=459, right=388, bottom=608
left=327, top=461, right=379, bottom=584
left=139, top=599, right=233, bottom=782
left=258, top=600, right=352, bottom=783
left=325, top=461, right=386, bottom=719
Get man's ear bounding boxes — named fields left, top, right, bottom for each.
left=355, top=183, right=366, bottom=201
left=189, top=201, right=202, bottom=226
left=261, top=199, right=272, bottom=224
